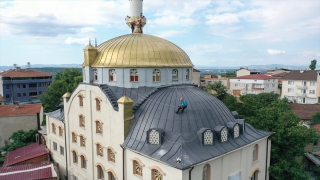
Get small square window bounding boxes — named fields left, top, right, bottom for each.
left=23, top=93, right=26, bottom=97
left=60, top=146, right=64, bottom=155
left=22, top=84, right=26, bottom=88
left=5, top=94, right=10, bottom=98
left=53, top=142, right=57, bottom=151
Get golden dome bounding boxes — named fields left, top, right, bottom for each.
left=90, top=34, right=194, bottom=68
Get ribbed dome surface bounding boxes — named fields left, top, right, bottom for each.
left=91, top=34, right=194, bottom=68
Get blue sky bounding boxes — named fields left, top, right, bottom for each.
left=0, top=0, right=319, bottom=67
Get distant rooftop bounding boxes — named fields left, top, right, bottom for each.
left=3, top=143, right=49, bottom=167
left=290, top=103, right=320, bottom=120
left=281, top=70, right=318, bottom=81
left=0, top=68, right=52, bottom=78
left=0, top=103, right=42, bottom=117
left=230, top=74, right=276, bottom=80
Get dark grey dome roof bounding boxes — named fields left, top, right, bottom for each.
left=120, top=85, right=272, bottom=169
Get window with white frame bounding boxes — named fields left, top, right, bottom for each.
left=253, top=144, right=259, bottom=162
left=94, top=69, right=98, bottom=81
left=149, top=130, right=160, bottom=144
left=310, top=82, right=316, bottom=86
left=221, top=128, right=228, bottom=142
left=288, top=81, right=294, bottom=85
left=186, top=69, right=190, bottom=80
left=130, top=69, right=138, bottom=82
left=53, top=142, right=57, bottom=151
left=310, top=90, right=315, bottom=94
left=109, top=69, right=116, bottom=81
left=203, top=130, right=213, bottom=145
left=153, top=69, right=161, bottom=82
left=60, top=145, right=64, bottom=155
left=234, top=124, right=240, bottom=138
left=172, top=69, right=178, bottom=81
left=288, top=88, right=294, bottom=92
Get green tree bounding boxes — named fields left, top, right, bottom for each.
left=39, top=68, right=82, bottom=112
left=310, top=112, right=320, bottom=125
left=205, top=81, right=228, bottom=101
left=309, top=59, right=317, bottom=70
left=2, top=129, right=38, bottom=152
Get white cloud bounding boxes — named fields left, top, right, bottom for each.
left=267, top=49, right=286, bottom=55
left=64, top=37, right=90, bottom=45
left=80, top=27, right=96, bottom=33
left=230, top=1, right=244, bottom=7
left=206, top=13, right=239, bottom=25
left=185, top=43, right=241, bottom=53
left=155, top=30, right=188, bottom=38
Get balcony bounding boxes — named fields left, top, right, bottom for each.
left=296, top=93, right=307, bottom=97
left=296, top=85, right=308, bottom=89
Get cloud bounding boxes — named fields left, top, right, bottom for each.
left=185, top=43, right=241, bottom=53
left=80, top=27, right=96, bottom=33
left=206, top=13, right=239, bottom=25
left=267, top=49, right=286, bottom=55
left=155, top=30, right=188, bottom=38
left=64, top=37, right=90, bottom=45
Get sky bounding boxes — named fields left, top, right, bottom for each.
left=0, top=0, right=319, bottom=67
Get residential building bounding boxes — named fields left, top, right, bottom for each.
left=45, top=1, right=273, bottom=180
left=0, top=67, right=52, bottom=104
left=229, top=74, right=279, bottom=96
left=281, top=70, right=320, bottom=104
left=0, top=162, right=58, bottom=180
left=236, top=68, right=260, bottom=77
left=0, top=103, right=43, bottom=149
left=192, top=68, right=201, bottom=87
left=200, top=74, right=229, bottom=89
left=290, top=103, right=320, bottom=124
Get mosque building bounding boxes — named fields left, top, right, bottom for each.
left=45, top=0, right=273, bottom=180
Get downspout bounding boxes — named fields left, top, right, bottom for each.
left=265, top=138, right=269, bottom=180
left=121, top=145, right=125, bottom=180
left=189, top=167, right=194, bottom=180
left=63, top=120, right=68, bottom=180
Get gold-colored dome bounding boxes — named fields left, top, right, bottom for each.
left=90, top=34, right=194, bottom=68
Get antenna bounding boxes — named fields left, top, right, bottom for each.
left=95, top=38, right=97, bottom=47
left=89, top=38, right=91, bottom=45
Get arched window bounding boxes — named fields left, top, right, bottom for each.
left=52, top=123, right=56, bottom=134
left=251, top=170, right=259, bottom=180
left=80, top=135, right=86, bottom=147
left=152, top=169, right=163, bottom=180
left=133, top=160, right=143, bottom=177
left=81, top=155, right=87, bottom=169
left=130, top=69, right=139, bottom=82
left=186, top=69, right=190, bottom=80
left=153, top=69, right=161, bottom=82
left=72, top=151, right=78, bottom=163
left=97, top=165, right=104, bottom=179
left=221, top=127, right=228, bottom=142
left=253, top=144, right=259, bottom=162
left=234, top=124, right=240, bottom=138
left=202, top=164, right=211, bottom=180
left=96, top=120, right=103, bottom=134
left=109, top=69, right=116, bottom=81
left=97, top=143, right=104, bottom=157
left=172, top=69, right=178, bottom=81
left=204, top=130, right=213, bottom=145
left=59, top=126, right=63, bottom=137
left=108, top=148, right=115, bottom=163
left=94, top=69, right=98, bottom=81
left=78, top=95, right=84, bottom=106
left=72, top=132, right=77, bottom=143
left=79, top=115, right=85, bottom=127
left=149, top=130, right=160, bottom=145
left=95, top=98, right=101, bottom=111
left=108, top=172, right=116, bottom=180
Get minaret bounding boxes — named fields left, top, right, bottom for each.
left=125, top=0, right=146, bottom=34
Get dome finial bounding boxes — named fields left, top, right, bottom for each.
left=125, top=0, right=146, bottom=34
left=95, top=38, right=97, bottom=47
left=89, top=38, right=91, bottom=45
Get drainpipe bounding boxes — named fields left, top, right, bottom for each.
left=265, top=138, right=269, bottom=180
left=189, top=167, right=194, bottom=180
left=121, top=145, right=125, bottom=180
left=63, top=120, right=68, bottom=180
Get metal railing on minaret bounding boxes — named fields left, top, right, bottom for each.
left=125, top=0, right=146, bottom=34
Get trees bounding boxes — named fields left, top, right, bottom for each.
left=309, top=59, right=317, bottom=70
left=310, top=112, right=320, bottom=125
left=205, top=81, right=228, bottom=101
left=2, top=129, right=38, bottom=152
left=223, top=93, right=319, bottom=180
left=40, top=68, right=82, bottom=112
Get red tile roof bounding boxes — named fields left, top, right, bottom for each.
left=0, top=95, right=5, bottom=102
left=0, top=69, right=52, bottom=78
left=0, top=162, right=56, bottom=180
left=230, top=74, right=276, bottom=80
left=0, top=103, right=42, bottom=117
left=3, top=143, right=49, bottom=167
left=311, top=124, right=320, bottom=132
left=193, top=68, right=201, bottom=72
left=290, top=103, right=320, bottom=120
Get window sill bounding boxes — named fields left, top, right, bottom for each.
left=133, top=174, right=143, bottom=179
left=130, top=81, right=139, bottom=83
left=252, top=160, right=259, bottom=164
left=108, top=161, right=116, bottom=165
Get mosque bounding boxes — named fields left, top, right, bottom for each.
left=45, top=0, right=273, bottom=180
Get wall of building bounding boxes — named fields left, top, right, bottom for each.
left=236, top=69, right=250, bottom=77
left=282, top=80, right=317, bottom=104
left=46, top=116, right=67, bottom=180
left=0, top=114, right=42, bottom=149
left=229, top=79, right=279, bottom=96
left=192, top=71, right=200, bottom=87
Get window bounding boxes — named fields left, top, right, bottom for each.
left=234, top=124, right=240, bottom=138
left=109, top=69, right=116, bottom=81
left=53, top=142, right=57, bottom=151
left=97, top=165, right=104, bottom=179
left=5, top=94, right=10, bottom=98
left=17, top=84, right=20, bottom=89
left=153, top=69, right=161, bottom=82
left=94, top=69, right=98, bottom=81
left=80, top=135, right=86, bottom=147
left=203, top=130, right=213, bottom=145
left=133, top=160, right=143, bottom=177
left=22, top=84, right=26, bottom=88
left=314, top=139, right=318, bottom=147
left=265, top=84, right=269, bottom=87
left=202, top=164, right=211, bottom=180
left=5, top=85, right=9, bottom=89
left=73, top=175, right=78, bottom=180
left=288, top=88, right=294, bottom=92
left=186, top=69, right=190, bottom=80
left=310, top=82, right=316, bottom=86
left=96, top=98, right=101, bottom=111
left=23, top=93, right=26, bottom=97
left=97, top=143, right=104, bottom=156
left=72, top=132, right=77, bottom=143
left=96, top=121, right=103, bottom=134
left=60, top=146, right=64, bottom=155
left=108, top=149, right=115, bottom=162
left=149, top=130, right=160, bottom=144
left=39, top=91, right=42, bottom=95
left=172, top=69, right=178, bottom=81
left=18, top=93, right=21, bottom=97
left=310, top=90, right=315, bottom=94
left=235, top=83, right=240, bottom=87
left=79, top=95, right=83, bottom=106
left=38, top=83, right=42, bottom=87
left=59, top=127, right=63, bottom=137
left=108, top=172, right=116, bottom=180
left=251, top=170, right=258, bottom=180
left=288, top=81, right=294, bottom=85
left=152, top=169, right=163, bottom=180
left=29, top=92, right=37, bottom=96
left=130, top=69, right=138, bottom=82
left=253, top=144, right=259, bottom=162
left=79, top=115, right=85, bottom=127
left=72, top=151, right=78, bottom=163
left=221, top=128, right=228, bottom=142
left=29, top=83, right=37, bottom=88
left=52, top=124, right=56, bottom=134
left=81, top=155, right=87, bottom=169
